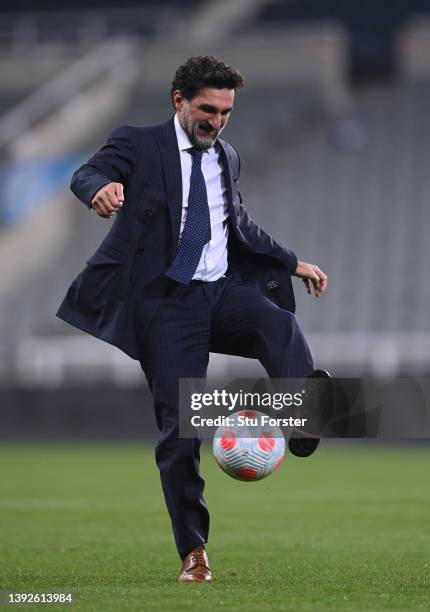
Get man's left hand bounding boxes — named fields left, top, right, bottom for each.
left=293, top=260, right=328, bottom=298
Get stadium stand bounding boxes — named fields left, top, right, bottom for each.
left=1, top=7, right=429, bottom=385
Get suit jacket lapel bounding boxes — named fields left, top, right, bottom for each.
left=158, top=117, right=183, bottom=260
left=217, top=139, right=237, bottom=220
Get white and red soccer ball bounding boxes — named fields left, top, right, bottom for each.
left=213, top=410, right=285, bottom=481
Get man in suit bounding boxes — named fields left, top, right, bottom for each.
left=57, top=56, right=328, bottom=582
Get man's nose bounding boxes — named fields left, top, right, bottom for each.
left=209, top=116, right=222, bottom=130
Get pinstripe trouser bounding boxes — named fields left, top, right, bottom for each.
left=137, top=272, right=313, bottom=559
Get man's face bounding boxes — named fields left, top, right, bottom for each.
left=173, top=87, right=235, bottom=150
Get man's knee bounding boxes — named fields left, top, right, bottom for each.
left=261, top=306, right=299, bottom=337
left=258, top=307, right=310, bottom=360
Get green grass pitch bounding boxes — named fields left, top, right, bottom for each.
left=0, top=443, right=429, bottom=611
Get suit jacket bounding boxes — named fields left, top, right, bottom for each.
left=56, top=117, right=298, bottom=361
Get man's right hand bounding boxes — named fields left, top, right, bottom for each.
left=91, top=182, right=124, bottom=218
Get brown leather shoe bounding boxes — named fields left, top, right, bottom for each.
left=178, top=545, right=212, bottom=582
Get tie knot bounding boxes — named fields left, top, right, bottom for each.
left=188, top=147, right=203, bottom=163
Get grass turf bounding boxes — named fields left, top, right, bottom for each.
left=0, top=443, right=429, bottom=611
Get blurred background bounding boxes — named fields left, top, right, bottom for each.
left=1, top=0, right=430, bottom=440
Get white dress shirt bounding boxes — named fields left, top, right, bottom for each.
left=174, top=114, right=229, bottom=281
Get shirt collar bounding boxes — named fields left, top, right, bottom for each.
left=174, top=113, right=215, bottom=157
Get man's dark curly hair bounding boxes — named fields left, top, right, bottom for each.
left=171, top=56, right=245, bottom=105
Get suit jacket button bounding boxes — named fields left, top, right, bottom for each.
left=144, top=208, right=153, bottom=217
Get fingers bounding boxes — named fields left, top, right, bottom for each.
left=115, top=182, right=124, bottom=203
left=310, top=271, right=321, bottom=298
left=306, top=275, right=320, bottom=297
left=301, top=264, right=328, bottom=298
left=319, top=274, right=328, bottom=293
left=303, top=278, right=311, bottom=295
left=91, top=182, right=124, bottom=218
left=313, top=267, right=328, bottom=297
left=93, top=200, right=116, bottom=218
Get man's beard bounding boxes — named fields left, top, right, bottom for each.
left=181, top=106, right=224, bottom=150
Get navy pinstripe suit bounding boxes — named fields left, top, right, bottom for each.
left=57, top=117, right=314, bottom=557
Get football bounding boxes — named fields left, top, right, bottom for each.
left=213, top=410, right=285, bottom=481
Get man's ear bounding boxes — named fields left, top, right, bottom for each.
left=172, top=90, right=184, bottom=111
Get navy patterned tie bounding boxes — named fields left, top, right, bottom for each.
left=165, top=147, right=211, bottom=284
